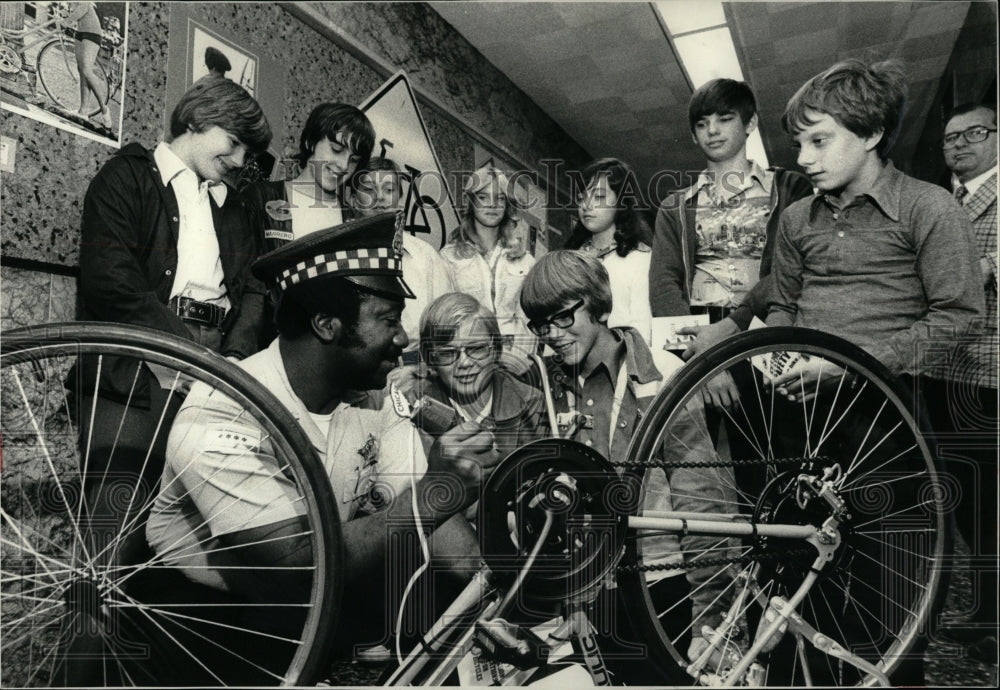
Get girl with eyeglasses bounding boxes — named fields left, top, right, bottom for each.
left=564, top=158, right=654, bottom=345
left=401, top=292, right=545, bottom=461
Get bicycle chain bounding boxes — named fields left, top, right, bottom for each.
left=616, top=546, right=817, bottom=574
left=612, top=455, right=829, bottom=574
left=610, top=455, right=828, bottom=470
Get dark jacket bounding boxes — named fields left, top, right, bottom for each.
left=242, top=179, right=359, bottom=255
left=76, top=142, right=265, bottom=402
left=649, top=167, right=813, bottom=328
left=241, top=179, right=359, bottom=346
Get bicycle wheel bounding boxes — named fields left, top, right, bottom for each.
left=617, top=327, right=949, bottom=686
left=36, top=38, right=109, bottom=114
left=1, top=322, right=342, bottom=687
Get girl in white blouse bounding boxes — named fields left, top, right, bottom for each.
left=566, top=158, right=653, bottom=345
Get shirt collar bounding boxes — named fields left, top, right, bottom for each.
left=597, top=335, right=626, bottom=385
left=810, top=160, right=901, bottom=222
left=569, top=327, right=661, bottom=387
left=953, top=165, right=998, bottom=199
left=684, top=160, right=772, bottom=203
left=153, top=141, right=228, bottom=206
left=616, top=327, right=662, bottom=384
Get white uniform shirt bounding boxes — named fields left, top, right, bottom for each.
left=146, top=339, right=427, bottom=590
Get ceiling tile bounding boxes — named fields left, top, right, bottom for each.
left=728, top=11, right=773, bottom=47
left=773, top=28, right=839, bottom=64
left=624, top=87, right=677, bottom=112
left=904, top=2, right=971, bottom=40
left=762, top=3, right=841, bottom=39
left=430, top=0, right=980, bottom=193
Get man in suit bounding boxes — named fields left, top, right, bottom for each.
left=929, top=103, right=998, bottom=663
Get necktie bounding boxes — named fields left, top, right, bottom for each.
left=954, top=184, right=968, bottom=204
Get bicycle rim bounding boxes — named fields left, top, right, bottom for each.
left=1, top=323, right=341, bottom=687
left=617, top=327, right=949, bottom=686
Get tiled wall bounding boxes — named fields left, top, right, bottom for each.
left=1, top=2, right=590, bottom=332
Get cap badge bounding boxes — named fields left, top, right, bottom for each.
left=392, top=213, right=405, bottom=259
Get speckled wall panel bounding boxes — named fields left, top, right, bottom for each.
left=2, top=2, right=588, bottom=323
left=1, top=267, right=76, bottom=330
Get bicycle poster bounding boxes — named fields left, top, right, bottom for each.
left=0, top=2, right=128, bottom=148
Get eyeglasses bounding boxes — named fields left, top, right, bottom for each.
left=942, top=126, right=997, bottom=148
left=426, top=342, right=495, bottom=367
left=527, top=300, right=585, bottom=337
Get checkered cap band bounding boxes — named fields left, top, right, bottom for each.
left=277, top=248, right=401, bottom=290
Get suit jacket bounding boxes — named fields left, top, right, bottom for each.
left=959, top=171, right=998, bottom=388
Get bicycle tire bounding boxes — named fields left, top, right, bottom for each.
left=1, top=322, right=342, bottom=687
left=36, top=38, right=109, bottom=114
left=617, top=327, right=949, bottom=686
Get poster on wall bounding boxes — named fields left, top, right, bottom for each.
left=0, top=1, right=128, bottom=147
left=360, top=71, right=460, bottom=251
left=163, top=5, right=284, bottom=189
left=187, top=22, right=257, bottom=96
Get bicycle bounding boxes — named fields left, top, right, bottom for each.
left=384, top=327, right=949, bottom=687
left=0, top=323, right=949, bottom=686
left=1, top=2, right=122, bottom=119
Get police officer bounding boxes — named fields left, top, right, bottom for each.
left=145, top=212, right=498, bottom=682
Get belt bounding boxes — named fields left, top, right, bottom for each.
left=169, top=296, right=227, bottom=328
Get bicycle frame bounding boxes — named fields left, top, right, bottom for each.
left=385, top=485, right=892, bottom=688
left=0, top=2, right=72, bottom=54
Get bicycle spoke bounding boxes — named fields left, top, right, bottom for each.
left=838, top=442, right=920, bottom=492
left=3, top=325, right=340, bottom=686
left=113, top=590, right=293, bottom=681
left=10, top=370, right=94, bottom=568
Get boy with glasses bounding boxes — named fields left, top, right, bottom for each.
left=521, top=250, right=738, bottom=682
left=396, top=291, right=545, bottom=461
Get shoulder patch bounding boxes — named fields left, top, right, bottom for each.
left=265, top=199, right=292, bottom=222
